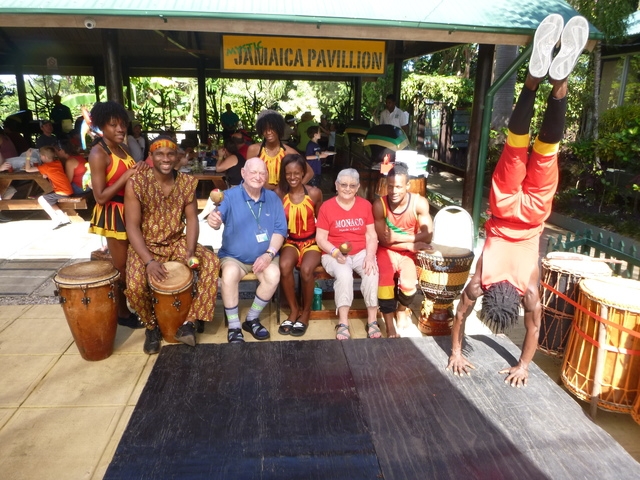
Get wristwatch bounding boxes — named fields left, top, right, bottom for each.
left=265, top=250, right=275, bottom=259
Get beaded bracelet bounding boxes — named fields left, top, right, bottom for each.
left=145, top=258, right=156, bottom=267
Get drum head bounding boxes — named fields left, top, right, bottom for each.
left=54, top=260, right=119, bottom=286
left=579, top=277, right=640, bottom=313
left=543, top=253, right=612, bottom=277
left=423, top=243, right=471, bottom=258
left=149, top=261, right=192, bottom=292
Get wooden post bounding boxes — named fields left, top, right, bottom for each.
left=197, top=60, right=208, bottom=144
left=354, top=77, right=362, bottom=120
left=590, top=304, right=609, bottom=418
left=102, top=29, right=124, bottom=104
left=463, top=44, right=494, bottom=211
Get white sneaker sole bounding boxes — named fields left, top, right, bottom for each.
left=549, top=16, right=589, bottom=80
left=529, top=13, right=564, bottom=78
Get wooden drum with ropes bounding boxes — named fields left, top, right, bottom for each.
left=539, top=252, right=612, bottom=357
left=561, top=277, right=640, bottom=413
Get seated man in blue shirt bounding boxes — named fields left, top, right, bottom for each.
left=207, top=157, right=287, bottom=343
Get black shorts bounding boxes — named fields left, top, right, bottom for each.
left=42, top=192, right=69, bottom=206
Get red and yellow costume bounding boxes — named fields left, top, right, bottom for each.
left=125, top=169, right=219, bottom=326
left=482, top=88, right=561, bottom=295
left=377, top=193, right=420, bottom=303
left=282, top=187, right=320, bottom=267
left=88, top=146, right=135, bottom=240
left=258, top=142, right=286, bottom=186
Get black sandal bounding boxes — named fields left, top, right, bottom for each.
left=278, top=320, right=294, bottom=335
left=242, top=319, right=270, bottom=340
left=227, top=328, right=245, bottom=344
left=290, top=321, right=308, bottom=337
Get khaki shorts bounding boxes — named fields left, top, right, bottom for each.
left=220, top=255, right=279, bottom=276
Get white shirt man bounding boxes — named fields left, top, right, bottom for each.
left=379, top=94, right=409, bottom=134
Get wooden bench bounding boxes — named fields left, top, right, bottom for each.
left=292, top=265, right=367, bottom=323
left=0, top=195, right=91, bottom=217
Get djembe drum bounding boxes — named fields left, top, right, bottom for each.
left=416, top=244, right=475, bottom=335
left=561, top=277, right=640, bottom=413
left=149, top=261, right=195, bottom=343
left=539, top=252, right=612, bottom=357
left=53, top=260, right=119, bottom=361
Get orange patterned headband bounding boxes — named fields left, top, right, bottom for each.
left=149, top=139, right=177, bottom=153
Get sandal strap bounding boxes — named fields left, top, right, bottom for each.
left=228, top=328, right=244, bottom=343
left=292, top=321, right=306, bottom=328
left=367, top=321, right=379, bottom=328
left=247, top=319, right=267, bottom=335
left=280, top=320, right=294, bottom=327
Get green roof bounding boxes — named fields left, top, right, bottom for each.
left=0, top=0, right=600, bottom=37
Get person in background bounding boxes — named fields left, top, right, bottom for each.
left=125, top=136, right=220, bottom=354
left=50, top=94, right=73, bottom=139
left=0, top=127, right=18, bottom=161
left=304, top=125, right=332, bottom=188
left=283, top=114, right=298, bottom=147
left=296, top=111, right=317, bottom=154
left=87, top=100, right=148, bottom=328
left=274, top=154, right=323, bottom=337
left=327, top=122, right=337, bottom=152
left=24, top=145, right=73, bottom=229
left=380, top=94, right=409, bottom=135
left=318, top=115, right=331, bottom=150
left=206, top=157, right=287, bottom=343
left=246, top=110, right=309, bottom=190
left=2, top=118, right=30, bottom=155
left=56, top=140, right=91, bottom=195
left=315, top=168, right=380, bottom=340
left=126, top=120, right=148, bottom=162
left=215, top=136, right=247, bottom=187
left=220, top=103, right=240, bottom=140
left=35, top=120, right=58, bottom=149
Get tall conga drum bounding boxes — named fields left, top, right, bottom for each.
left=539, top=252, right=612, bottom=357
left=149, top=261, right=194, bottom=343
left=416, top=244, right=475, bottom=335
left=561, top=277, right=640, bottom=413
left=53, top=260, right=119, bottom=361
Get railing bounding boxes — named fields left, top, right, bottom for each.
left=547, top=229, right=639, bottom=280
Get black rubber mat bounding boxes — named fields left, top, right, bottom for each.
left=105, top=336, right=639, bottom=479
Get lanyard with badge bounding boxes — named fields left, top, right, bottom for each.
left=247, top=200, right=269, bottom=243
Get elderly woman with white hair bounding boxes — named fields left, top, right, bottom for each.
left=315, top=168, right=381, bottom=340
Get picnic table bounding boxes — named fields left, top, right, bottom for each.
left=0, top=171, right=90, bottom=216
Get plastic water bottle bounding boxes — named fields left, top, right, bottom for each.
left=312, top=287, right=323, bottom=311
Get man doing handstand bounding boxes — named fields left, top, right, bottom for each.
left=447, top=14, right=589, bottom=387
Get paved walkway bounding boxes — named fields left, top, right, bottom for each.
left=0, top=179, right=638, bottom=478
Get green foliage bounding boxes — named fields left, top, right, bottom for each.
left=403, top=74, right=474, bottom=110
left=411, top=45, right=478, bottom=79
left=568, top=0, right=637, bottom=42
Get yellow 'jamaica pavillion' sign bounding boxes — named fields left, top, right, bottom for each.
left=222, top=36, right=386, bottom=75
